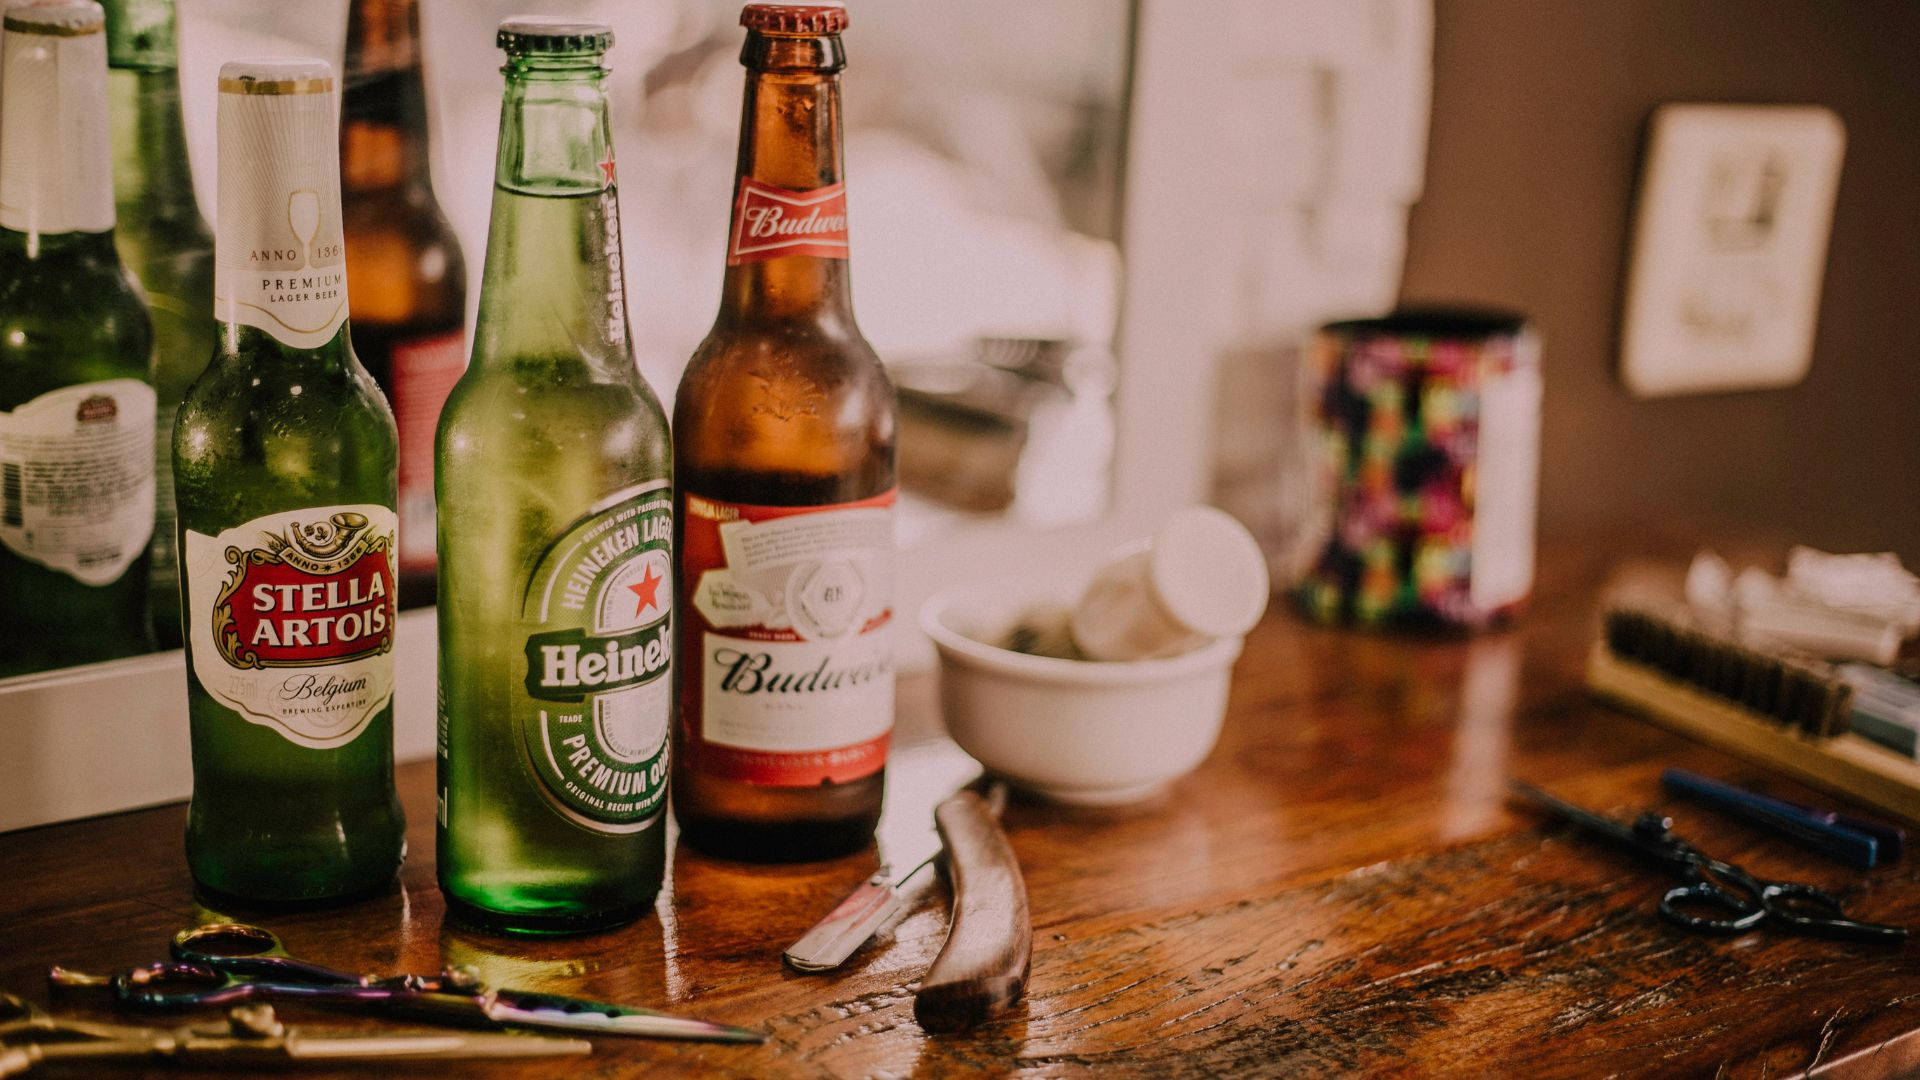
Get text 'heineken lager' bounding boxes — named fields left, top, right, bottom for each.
left=101, top=0, right=214, bottom=650
left=174, top=58, right=403, bottom=905
left=436, top=20, right=672, bottom=935
left=672, top=3, right=897, bottom=863
left=0, top=0, right=157, bottom=677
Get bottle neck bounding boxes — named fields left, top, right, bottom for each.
left=0, top=26, right=117, bottom=241
left=109, top=67, right=201, bottom=226
left=716, top=31, right=854, bottom=327
left=341, top=0, right=433, bottom=194
left=471, top=57, right=632, bottom=374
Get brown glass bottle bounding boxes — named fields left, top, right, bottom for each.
left=341, top=0, right=466, bottom=609
left=672, top=3, right=897, bottom=863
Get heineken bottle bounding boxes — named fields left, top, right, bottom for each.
left=0, top=0, right=157, bottom=678
left=174, top=58, right=403, bottom=905
left=435, top=20, right=672, bottom=934
left=101, top=0, right=215, bottom=649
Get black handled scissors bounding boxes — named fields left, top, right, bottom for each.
left=49, top=923, right=763, bottom=1043
left=1510, top=782, right=1907, bottom=944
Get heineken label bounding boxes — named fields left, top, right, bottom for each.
left=0, top=380, right=155, bottom=585
left=184, top=504, right=396, bottom=749
left=517, top=482, right=673, bottom=833
left=0, top=10, right=114, bottom=236
left=680, top=490, right=895, bottom=788
left=727, top=178, right=849, bottom=265
left=213, top=61, right=348, bottom=350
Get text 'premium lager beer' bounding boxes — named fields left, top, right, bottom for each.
left=342, top=0, right=466, bottom=608
left=673, top=3, right=898, bottom=862
left=436, top=20, right=672, bottom=934
left=0, top=0, right=156, bottom=677
left=174, top=58, right=403, bottom=904
left=101, top=0, right=215, bottom=649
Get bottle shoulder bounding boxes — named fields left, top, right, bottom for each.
left=0, top=245, right=153, bottom=401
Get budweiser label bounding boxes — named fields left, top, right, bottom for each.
left=512, top=482, right=672, bottom=832
left=388, top=329, right=466, bottom=574
left=682, top=490, right=894, bottom=787
left=726, top=178, right=849, bottom=265
left=0, top=380, right=155, bottom=585
left=185, top=504, right=396, bottom=749
left=214, top=70, right=348, bottom=350
left=0, top=17, right=114, bottom=235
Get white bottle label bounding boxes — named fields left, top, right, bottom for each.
left=213, top=71, right=348, bottom=350
left=0, top=16, right=114, bottom=235
left=184, top=505, right=397, bottom=749
left=0, top=380, right=155, bottom=585
left=682, top=491, right=895, bottom=787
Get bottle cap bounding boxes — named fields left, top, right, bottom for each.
left=3, top=0, right=104, bottom=36
left=496, top=17, right=612, bottom=55
left=740, top=3, right=849, bottom=34
left=1147, top=507, right=1270, bottom=639
left=217, top=57, right=333, bottom=95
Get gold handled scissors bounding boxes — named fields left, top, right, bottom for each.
left=50, top=923, right=764, bottom=1043
left=0, top=992, right=587, bottom=1076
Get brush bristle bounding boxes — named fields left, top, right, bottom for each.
left=1602, top=606, right=1853, bottom=737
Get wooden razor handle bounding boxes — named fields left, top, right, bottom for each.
left=913, top=789, right=1031, bottom=1034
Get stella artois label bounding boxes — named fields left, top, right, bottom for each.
left=514, top=482, right=673, bottom=833
left=213, top=62, right=349, bottom=350
left=679, top=490, right=894, bottom=787
left=184, top=505, right=396, bottom=749
left=0, top=380, right=155, bottom=585
left=726, top=178, right=849, bottom=265
left=0, top=9, right=115, bottom=236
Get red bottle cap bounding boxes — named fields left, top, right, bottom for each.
left=739, top=3, right=848, bottom=34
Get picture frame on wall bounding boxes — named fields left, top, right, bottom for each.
left=1619, top=103, right=1845, bottom=398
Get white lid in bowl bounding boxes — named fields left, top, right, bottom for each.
left=1147, top=506, right=1270, bottom=638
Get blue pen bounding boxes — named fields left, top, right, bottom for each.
left=1659, top=769, right=1891, bottom=870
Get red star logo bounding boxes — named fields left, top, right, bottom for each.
left=600, top=159, right=617, bottom=186
left=628, top=563, right=662, bottom=616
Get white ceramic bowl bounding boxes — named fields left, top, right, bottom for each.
left=920, top=590, right=1243, bottom=805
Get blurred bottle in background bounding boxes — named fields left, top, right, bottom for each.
left=101, top=0, right=215, bottom=650
left=342, top=0, right=466, bottom=609
left=0, top=0, right=156, bottom=677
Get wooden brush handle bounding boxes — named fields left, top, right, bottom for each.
left=913, top=790, right=1030, bottom=1034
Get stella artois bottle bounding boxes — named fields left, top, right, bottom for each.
left=0, top=0, right=157, bottom=677
left=342, top=0, right=467, bottom=609
left=435, top=20, right=672, bottom=934
left=672, top=3, right=898, bottom=862
left=173, top=58, right=403, bottom=904
left=101, top=0, right=214, bottom=650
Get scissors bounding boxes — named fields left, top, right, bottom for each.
left=0, top=991, right=587, bottom=1075
left=49, top=923, right=763, bottom=1044
left=1510, top=781, right=1907, bottom=944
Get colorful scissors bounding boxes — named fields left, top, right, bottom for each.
left=50, top=923, right=763, bottom=1043
left=1511, top=782, right=1907, bottom=944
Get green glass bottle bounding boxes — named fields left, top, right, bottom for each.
left=101, top=0, right=214, bottom=650
left=173, top=58, right=404, bottom=905
left=0, top=0, right=157, bottom=678
left=436, top=19, right=672, bottom=935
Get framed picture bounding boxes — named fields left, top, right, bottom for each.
left=1620, top=103, right=1845, bottom=397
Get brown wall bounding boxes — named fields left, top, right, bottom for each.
left=1401, top=1, right=1920, bottom=562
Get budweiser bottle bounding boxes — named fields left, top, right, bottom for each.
left=436, top=20, right=672, bottom=933
left=672, top=3, right=897, bottom=862
left=101, top=0, right=214, bottom=650
left=342, top=0, right=466, bottom=608
left=174, top=58, right=403, bottom=904
left=0, top=0, right=157, bottom=677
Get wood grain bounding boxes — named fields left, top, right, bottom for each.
left=3, top=534, right=1920, bottom=1077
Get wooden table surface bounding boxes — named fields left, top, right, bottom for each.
left=6, top=537, right=1920, bottom=1079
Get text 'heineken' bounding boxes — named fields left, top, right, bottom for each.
left=435, top=19, right=673, bottom=935
left=0, top=0, right=157, bottom=677
left=174, top=57, right=403, bottom=904
left=672, top=3, right=899, bottom=863
left=102, top=0, right=215, bottom=649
